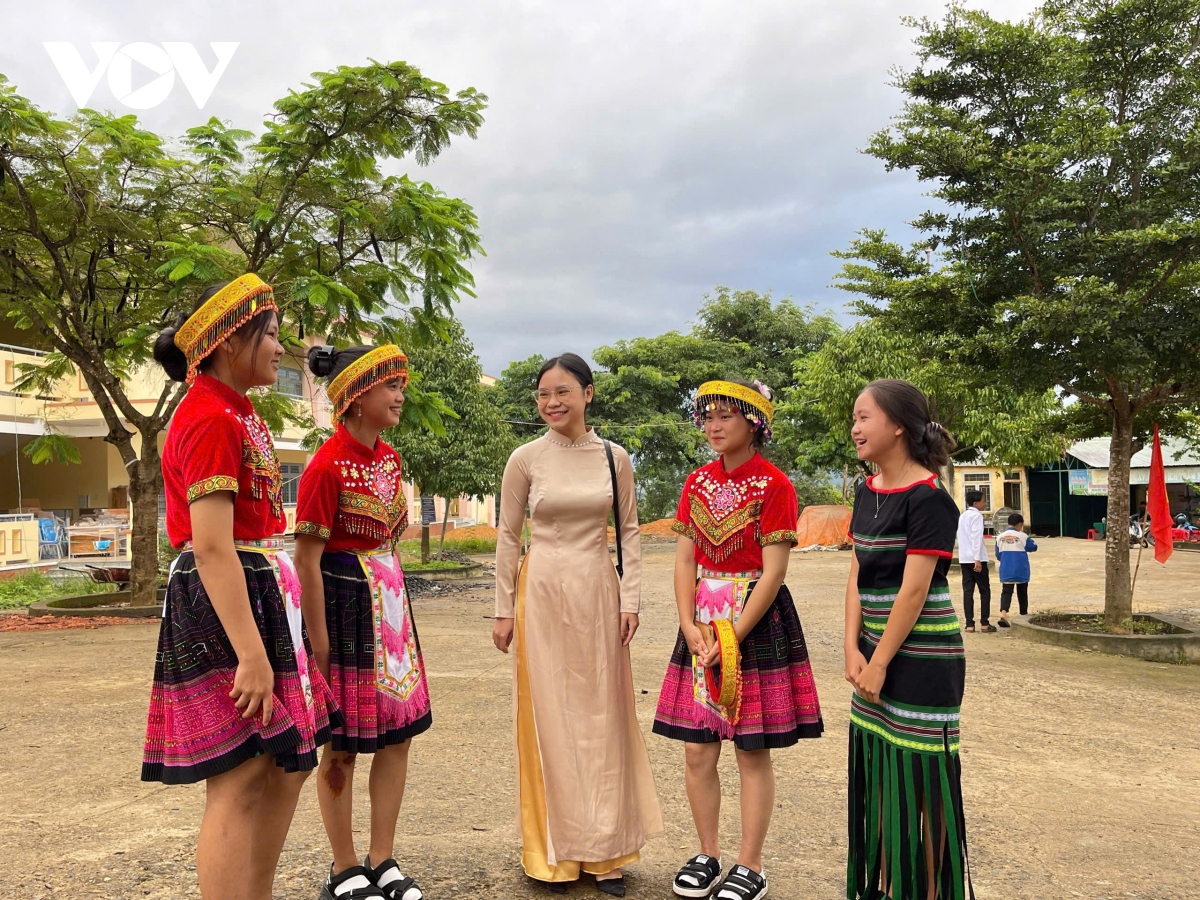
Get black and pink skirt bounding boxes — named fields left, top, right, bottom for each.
left=653, top=575, right=823, bottom=751
left=142, top=542, right=341, bottom=784
left=321, top=549, right=432, bottom=753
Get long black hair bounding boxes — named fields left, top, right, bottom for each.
left=153, top=281, right=276, bottom=383
left=861, top=378, right=956, bottom=470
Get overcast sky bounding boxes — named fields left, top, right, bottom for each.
left=3, top=0, right=1039, bottom=377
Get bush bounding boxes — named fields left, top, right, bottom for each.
left=402, top=559, right=470, bottom=572
left=0, top=571, right=115, bottom=610
left=396, top=537, right=497, bottom=558
left=158, top=532, right=182, bottom=583
left=437, top=537, right=496, bottom=555
left=794, top=474, right=842, bottom=511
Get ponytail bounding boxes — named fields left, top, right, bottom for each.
left=862, top=379, right=956, bottom=470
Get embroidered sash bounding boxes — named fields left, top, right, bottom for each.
left=354, top=548, right=423, bottom=701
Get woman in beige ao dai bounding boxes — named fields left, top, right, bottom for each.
left=493, top=354, right=662, bottom=895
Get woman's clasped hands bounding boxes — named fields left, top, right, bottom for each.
left=844, top=645, right=886, bottom=704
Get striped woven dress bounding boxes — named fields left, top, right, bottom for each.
left=847, top=474, right=971, bottom=900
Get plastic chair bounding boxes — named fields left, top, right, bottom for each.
left=1086, top=529, right=1098, bottom=541
left=38, top=518, right=65, bottom=560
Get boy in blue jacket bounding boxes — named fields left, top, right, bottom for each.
left=996, top=512, right=1037, bottom=626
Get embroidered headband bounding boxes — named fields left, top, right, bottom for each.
left=327, top=344, right=409, bottom=417
left=693, top=380, right=775, bottom=442
left=174, top=274, right=278, bottom=384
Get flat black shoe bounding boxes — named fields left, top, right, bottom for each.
left=596, top=874, right=626, bottom=896
left=529, top=876, right=569, bottom=894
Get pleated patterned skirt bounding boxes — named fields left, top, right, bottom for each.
left=321, top=550, right=432, bottom=753
left=653, top=582, right=824, bottom=751
left=142, top=546, right=341, bottom=784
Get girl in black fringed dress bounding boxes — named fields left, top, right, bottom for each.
left=843, top=379, right=973, bottom=900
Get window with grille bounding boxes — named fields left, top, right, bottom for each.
left=963, top=474, right=992, bottom=511
left=276, top=366, right=304, bottom=399
left=281, top=464, right=302, bottom=506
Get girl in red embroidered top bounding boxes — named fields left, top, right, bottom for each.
left=142, top=276, right=340, bottom=900
left=294, top=345, right=430, bottom=900
left=653, top=380, right=823, bottom=900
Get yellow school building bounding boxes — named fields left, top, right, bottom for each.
left=0, top=333, right=496, bottom=568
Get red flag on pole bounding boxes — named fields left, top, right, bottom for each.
left=1147, top=425, right=1173, bottom=565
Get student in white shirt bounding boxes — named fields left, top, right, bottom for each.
left=956, top=490, right=994, bottom=632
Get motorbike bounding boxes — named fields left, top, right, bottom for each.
left=1129, top=514, right=1154, bottom=548
left=1102, top=515, right=1154, bottom=548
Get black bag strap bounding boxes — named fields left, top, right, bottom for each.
left=602, top=438, right=624, bottom=579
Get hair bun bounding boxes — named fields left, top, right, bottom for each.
left=153, top=316, right=189, bottom=383
left=308, top=345, right=336, bottom=378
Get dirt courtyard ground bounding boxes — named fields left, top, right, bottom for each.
left=2, top=538, right=1198, bottom=899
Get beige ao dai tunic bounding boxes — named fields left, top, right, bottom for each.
left=494, top=429, right=663, bottom=882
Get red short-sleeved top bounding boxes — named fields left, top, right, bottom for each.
left=162, top=374, right=286, bottom=548
left=294, top=424, right=408, bottom=551
left=672, top=452, right=799, bottom=571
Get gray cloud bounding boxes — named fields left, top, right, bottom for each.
left=3, top=0, right=1040, bottom=376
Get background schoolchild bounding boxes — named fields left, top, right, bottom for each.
left=995, top=512, right=1038, bottom=627
left=957, top=490, right=994, bottom=632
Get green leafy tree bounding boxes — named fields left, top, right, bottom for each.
left=0, top=62, right=485, bottom=605
left=793, top=244, right=1069, bottom=498
left=594, top=288, right=839, bottom=520
left=840, top=0, right=1200, bottom=628
left=495, top=288, right=841, bottom=522
left=387, top=319, right=516, bottom=561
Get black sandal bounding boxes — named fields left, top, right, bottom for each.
left=319, top=864, right=386, bottom=900
left=673, top=854, right=722, bottom=897
left=366, top=856, right=422, bottom=900
left=713, top=865, right=767, bottom=900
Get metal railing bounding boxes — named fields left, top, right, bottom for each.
left=0, top=342, right=50, bottom=358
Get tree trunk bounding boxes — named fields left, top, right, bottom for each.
left=420, top=494, right=431, bottom=564
left=941, top=461, right=959, bottom=502
left=125, top=439, right=164, bottom=608
left=436, top=499, right=452, bottom=558
left=1103, top=409, right=1134, bottom=631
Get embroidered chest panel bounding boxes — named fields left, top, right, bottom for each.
left=239, top=411, right=282, bottom=517
left=336, top=455, right=408, bottom=540
left=685, top=469, right=773, bottom=561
